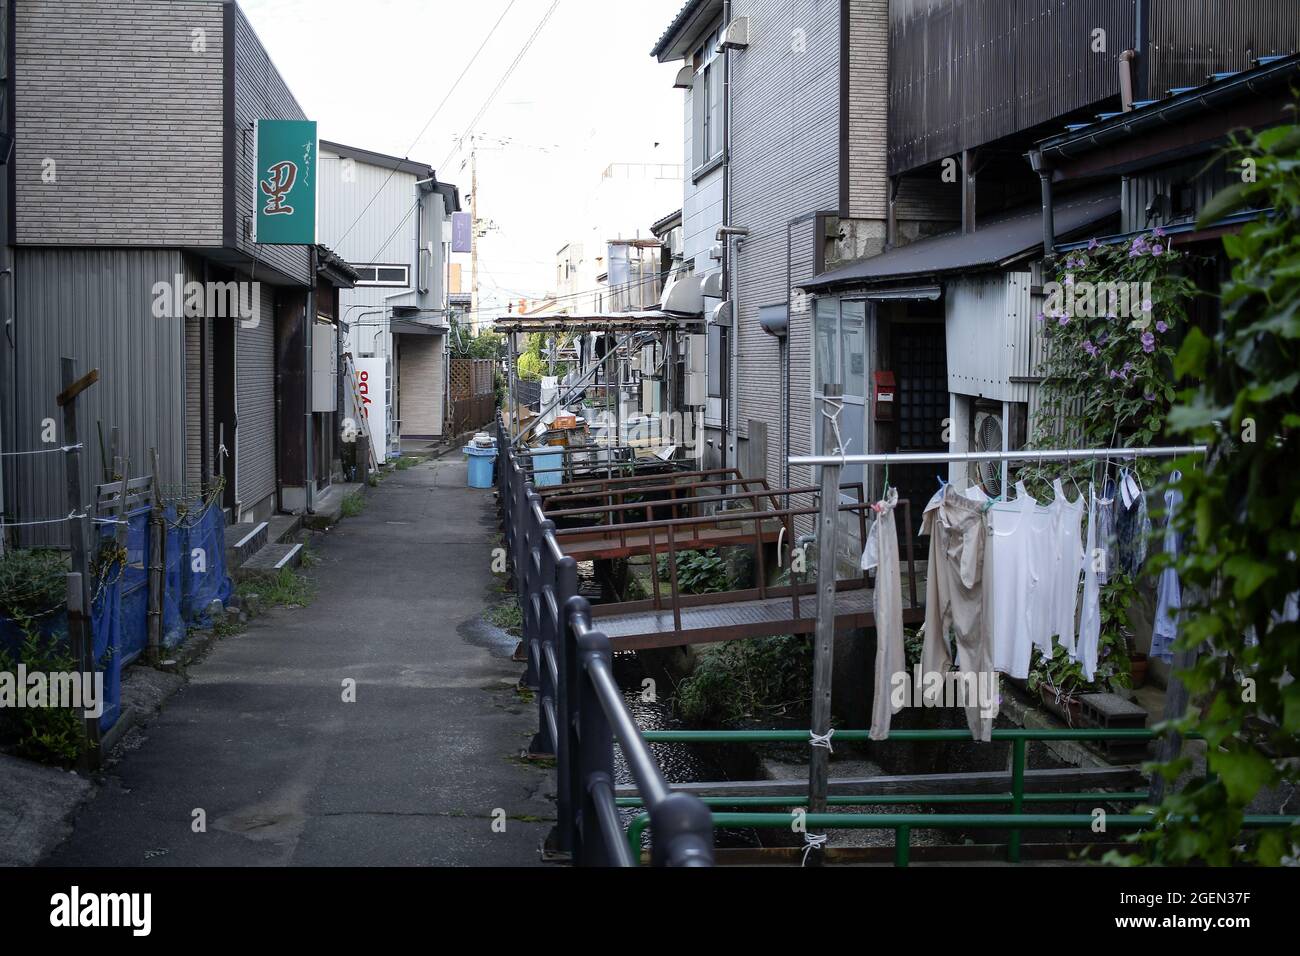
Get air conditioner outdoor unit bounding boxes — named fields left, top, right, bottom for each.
left=971, top=405, right=1005, bottom=497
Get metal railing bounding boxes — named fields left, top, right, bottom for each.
left=620, top=727, right=1299, bottom=864
left=495, top=415, right=1296, bottom=865
left=495, top=415, right=714, bottom=866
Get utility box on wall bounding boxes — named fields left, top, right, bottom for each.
left=312, top=322, right=338, bottom=412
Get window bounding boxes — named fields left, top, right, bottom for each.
left=691, top=28, right=724, bottom=175
left=813, top=297, right=872, bottom=490
left=353, top=264, right=410, bottom=287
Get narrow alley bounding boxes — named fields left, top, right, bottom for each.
left=46, top=456, right=551, bottom=867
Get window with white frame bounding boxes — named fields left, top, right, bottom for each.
left=353, top=264, right=410, bottom=287
left=691, top=27, right=724, bottom=176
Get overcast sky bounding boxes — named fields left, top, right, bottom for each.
left=240, top=0, right=686, bottom=322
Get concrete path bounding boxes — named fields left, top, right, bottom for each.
left=46, top=456, right=553, bottom=866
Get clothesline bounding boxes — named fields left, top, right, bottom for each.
left=790, top=445, right=1207, bottom=468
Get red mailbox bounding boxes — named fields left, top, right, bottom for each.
left=873, top=371, right=896, bottom=422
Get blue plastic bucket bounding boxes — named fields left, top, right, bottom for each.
left=463, top=445, right=498, bottom=488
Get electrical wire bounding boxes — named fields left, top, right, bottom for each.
left=438, top=0, right=562, bottom=171
left=330, top=0, right=520, bottom=252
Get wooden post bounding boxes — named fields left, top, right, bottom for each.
left=66, top=572, right=100, bottom=769
left=112, top=442, right=129, bottom=553
left=147, top=448, right=164, bottom=663
left=807, top=383, right=843, bottom=865
left=58, top=357, right=101, bottom=768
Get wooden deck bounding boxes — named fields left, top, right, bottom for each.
left=591, top=587, right=884, bottom=650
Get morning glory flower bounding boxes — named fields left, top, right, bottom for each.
left=1142, top=331, right=1156, bottom=353
left=1155, top=320, right=1168, bottom=333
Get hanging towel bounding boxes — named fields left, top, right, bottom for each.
left=862, top=487, right=904, bottom=740
left=1076, top=484, right=1103, bottom=681
left=1151, top=471, right=1183, bottom=662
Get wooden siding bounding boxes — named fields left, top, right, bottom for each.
left=887, top=0, right=1136, bottom=175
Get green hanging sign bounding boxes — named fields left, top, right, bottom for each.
left=253, top=119, right=318, bottom=245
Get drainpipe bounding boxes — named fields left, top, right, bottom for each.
left=721, top=0, right=734, bottom=472
left=200, top=259, right=211, bottom=484
left=1119, top=49, right=1136, bottom=112
left=1029, top=150, right=1055, bottom=263
left=305, top=246, right=316, bottom=514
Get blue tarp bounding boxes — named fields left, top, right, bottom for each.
left=0, top=497, right=233, bottom=733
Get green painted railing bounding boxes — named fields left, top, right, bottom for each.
left=624, top=810, right=1297, bottom=867
left=619, top=726, right=1287, bottom=865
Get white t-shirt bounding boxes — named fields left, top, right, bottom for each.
left=1046, top=478, right=1086, bottom=657
left=988, top=483, right=1053, bottom=678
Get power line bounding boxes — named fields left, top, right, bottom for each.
left=357, top=197, right=422, bottom=268
left=438, top=0, right=562, bottom=171
left=331, top=0, right=519, bottom=252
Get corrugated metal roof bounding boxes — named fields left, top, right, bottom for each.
left=1039, top=51, right=1300, bottom=154
left=802, top=189, right=1120, bottom=291
left=649, top=0, right=718, bottom=59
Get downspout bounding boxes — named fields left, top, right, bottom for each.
left=1029, top=150, right=1056, bottom=263
left=305, top=246, right=316, bottom=514
left=200, top=259, right=211, bottom=484
left=721, top=0, right=734, bottom=472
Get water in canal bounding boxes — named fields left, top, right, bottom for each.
left=611, top=650, right=761, bottom=850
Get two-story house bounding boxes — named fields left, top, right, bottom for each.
left=317, top=142, right=460, bottom=460
left=1, top=0, right=356, bottom=536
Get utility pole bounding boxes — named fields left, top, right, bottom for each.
left=470, top=138, right=479, bottom=333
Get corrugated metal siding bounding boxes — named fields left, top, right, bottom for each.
left=182, top=255, right=210, bottom=490
left=731, top=0, right=842, bottom=497
left=13, top=0, right=224, bottom=246
left=1149, top=0, right=1300, bottom=95
left=1122, top=156, right=1234, bottom=234
left=318, top=150, right=420, bottom=273
left=789, top=219, right=819, bottom=536
left=8, top=249, right=186, bottom=546
left=888, top=0, right=1136, bottom=175
left=946, top=271, right=1036, bottom=404
left=230, top=5, right=310, bottom=284
left=236, top=288, right=276, bottom=514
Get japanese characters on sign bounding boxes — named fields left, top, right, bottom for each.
left=253, top=119, right=318, bottom=245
